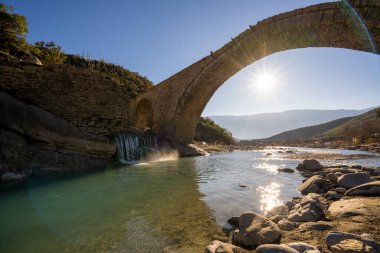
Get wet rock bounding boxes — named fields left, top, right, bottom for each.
left=337, top=173, right=370, bottom=189
left=287, top=194, right=325, bottom=222
left=266, top=205, right=289, bottom=223
left=326, top=168, right=359, bottom=174
left=335, top=187, right=346, bottom=194
left=285, top=201, right=295, bottom=210
left=287, top=242, right=320, bottom=252
left=296, top=160, right=323, bottom=172
left=204, top=240, right=236, bottom=253
left=325, top=232, right=380, bottom=253
left=326, top=190, right=340, bottom=200
left=237, top=212, right=281, bottom=248
left=0, top=172, right=27, bottom=182
left=328, top=197, right=380, bottom=218
left=277, top=219, right=297, bottom=231
left=326, top=173, right=338, bottom=183
left=278, top=168, right=295, bottom=173
left=227, top=217, right=239, bottom=229
left=177, top=143, right=208, bottom=157
left=266, top=153, right=272, bottom=156
left=298, top=175, right=330, bottom=195
left=298, top=221, right=333, bottom=231
left=255, top=244, right=299, bottom=253
left=300, top=171, right=314, bottom=178
left=344, top=181, right=380, bottom=197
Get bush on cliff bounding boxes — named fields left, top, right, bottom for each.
left=194, top=117, right=235, bottom=145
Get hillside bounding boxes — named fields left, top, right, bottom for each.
left=268, top=117, right=353, bottom=141
left=209, top=108, right=371, bottom=139
left=194, top=117, right=235, bottom=145
left=322, top=107, right=380, bottom=142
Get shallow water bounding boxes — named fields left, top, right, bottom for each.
left=0, top=148, right=379, bottom=252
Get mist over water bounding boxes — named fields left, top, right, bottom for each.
left=1, top=148, right=379, bottom=252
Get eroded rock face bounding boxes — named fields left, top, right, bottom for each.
left=298, top=175, right=330, bottom=195
left=287, top=194, right=325, bottom=222
left=337, top=173, right=370, bottom=189
left=344, top=181, right=380, bottom=197
left=237, top=212, right=281, bottom=248
left=325, top=232, right=380, bottom=253
left=296, top=160, right=323, bottom=172
left=255, top=244, right=299, bottom=253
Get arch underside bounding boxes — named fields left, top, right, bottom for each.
left=133, top=1, right=380, bottom=143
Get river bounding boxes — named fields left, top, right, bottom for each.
left=1, top=148, right=379, bottom=253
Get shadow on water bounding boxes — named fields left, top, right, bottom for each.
left=0, top=158, right=220, bottom=253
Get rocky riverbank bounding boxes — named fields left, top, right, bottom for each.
left=204, top=159, right=380, bottom=253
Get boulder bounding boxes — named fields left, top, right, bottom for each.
left=278, top=168, right=295, bottom=173
left=20, top=52, right=43, bottom=65
left=277, top=219, right=297, bottom=231
left=237, top=212, right=281, bottom=248
left=296, top=160, right=323, bottom=172
left=287, top=242, right=320, bottom=252
left=266, top=204, right=289, bottom=223
left=328, top=198, right=380, bottom=218
left=298, top=221, right=333, bottom=231
left=255, top=244, right=299, bottom=253
left=344, top=181, right=380, bottom=197
left=335, top=187, right=346, bottom=194
left=285, top=201, right=296, bottom=210
left=177, top=143, right=208, bottom=157
left=204, top=240, right=236, bottom=253
left=326, top=173, right=338, bottom=183
left=227, top=217, right=239, bottom=229
left=325, top=232, right=380, bottom=253
left=325, top=191, right=340, bottom=200
left=287, top=194, right=325, bottom=222
left=326, top=168, right=359, bottom=174
left=298, top=175, right=330, bottom=195
left=337, top=173, right=370, bottom=189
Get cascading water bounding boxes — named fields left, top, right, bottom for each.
left=115, top=134, right=159, bottom=163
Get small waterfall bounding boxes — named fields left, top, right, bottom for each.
left=115, top=134, right=159, bottom=163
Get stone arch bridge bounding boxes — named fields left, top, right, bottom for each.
left=130, top=0, right=380, bottom=144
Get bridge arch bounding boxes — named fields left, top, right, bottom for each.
left=133, top=0, right=380, bottom=143
left=134, top=98, right=154, bottom=130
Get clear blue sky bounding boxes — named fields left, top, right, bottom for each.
left=6, top=0, right=380, bottom=116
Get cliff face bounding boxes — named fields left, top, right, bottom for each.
left=0, top=53, right=139, bottom=137
left=0, top=92, right=116, bottom=179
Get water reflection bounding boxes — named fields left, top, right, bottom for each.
left=257, top=182, right=283, bottom=214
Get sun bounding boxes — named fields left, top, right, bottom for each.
left=253, top=72, right=277, bottom=93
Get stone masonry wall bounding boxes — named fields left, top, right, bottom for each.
left=0, top=53, right=137, bottom=137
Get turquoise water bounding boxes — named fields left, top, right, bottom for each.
left=1, top=148, right=379, bottom=253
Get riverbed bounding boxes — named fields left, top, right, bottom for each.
left=1, top=148, right=379, bottom=252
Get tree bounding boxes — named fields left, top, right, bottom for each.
left=0, top=3, right=28, bottom=53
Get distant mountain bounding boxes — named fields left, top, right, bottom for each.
left=267, top=117, right=353, bottom=141
left=208, top=108, right=374, bottom=140
left=321, top=107, right=380, bottom=141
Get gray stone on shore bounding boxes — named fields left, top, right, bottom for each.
left=277, top=219, right=297, bottom=231
left=287, top=242, right=320, bottom=253
left=335, top=187, right=346, bottom=194
left=325, top=231, right=380, bottom=253
left=344, top=181, right=380, bottom=197
left=255, top=244, right=299, bottom=253
left=278, top=168, right=295, bottom=173
left=296, top=160, right=323, bottom=172
left=204, top=240, right=236, bottom=253
left=287, top=194, right=325, bottom=222
left=326, top=173, right=338, bottom=183
left=285, top=201, right=296, bottom=210
left=266, top=204, right=289, bottom=223
left=237, top=212, right=281, bottom=248
left=326, top=190, right=340, bottom=200
left=298, top=175, right=330, bottom=195
left=298, top=221, right=333, bottom=231
left=337, top=172, right=370, bottom=189
left=328, top=197, right=380, bottom=218
left=227, top=216, right=239, bottom=229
